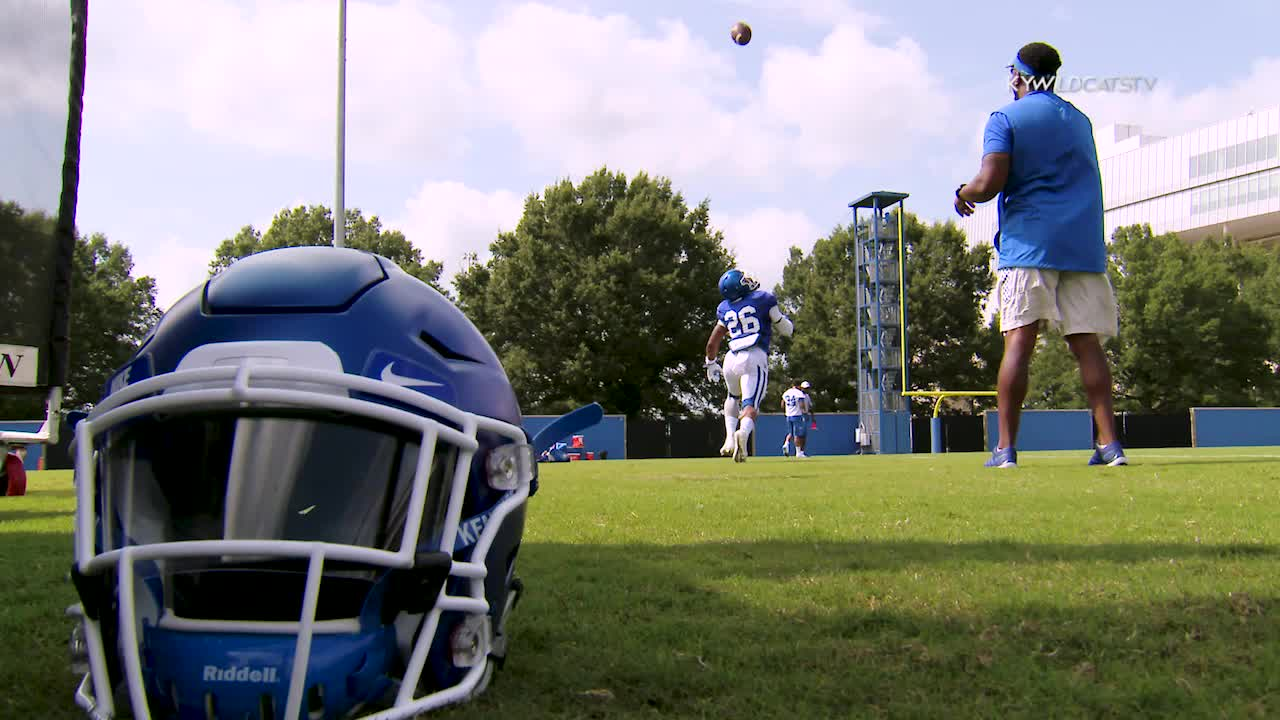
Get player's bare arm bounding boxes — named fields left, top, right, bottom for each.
left=706, top=323, right=728, bottom=361
left=954, top=152, right=1010, bottom=216
left=705, top=323, right=728, bottom=382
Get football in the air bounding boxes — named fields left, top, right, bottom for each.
left=730, top=21, right=752, bottom=46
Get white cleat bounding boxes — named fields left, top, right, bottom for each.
left=720, top=436, right=736, bottom=457
left=796, top=450, right=807, bottom=459
left=732, top=428, right=749, bottom=463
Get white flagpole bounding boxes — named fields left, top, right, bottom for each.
left=334, top=0, right=347, bottom=247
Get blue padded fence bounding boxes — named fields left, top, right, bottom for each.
left=983, top=409, right=1093, bottom=451
left=1190, top=407, right=1280, bottom=447
left=754, top=413, right=861, bottom=456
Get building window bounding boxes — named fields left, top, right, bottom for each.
left=1249, top=176, right=1259, bottom=204
left=1270, top=135, right=1280, bottom=161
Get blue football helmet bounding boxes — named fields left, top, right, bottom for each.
left=718, top=269, right=760, bottom=302
left=65, top=246, right=537, bottom=720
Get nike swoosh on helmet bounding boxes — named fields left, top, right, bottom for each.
left=380, top=362, right=444, bottom=387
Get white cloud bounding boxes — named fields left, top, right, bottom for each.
left=720, top=0, right=885, bottom=29
left=132, top=239, right=217, bottom=311
left=473, top=4, right=769, bottom=182
left=711, top=207, right=823, bottom=292
left=393, top=180, right=526, bottom=280
left=757, top=23, right=952, bottom=175
left=474, top=3, right=952, bottom=185
left=0, top=0, right=74, bottom=117
left=75, top=0, right=955, bottom=189
left=1067, top=57, right=1280, bottom=143
left=84, top=0, right=471, bottom=165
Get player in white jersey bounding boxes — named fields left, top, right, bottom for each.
left=704, top=269, right=793, bottom=462
left=780, top=382, right=811, bottom=457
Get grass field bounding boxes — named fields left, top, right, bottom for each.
left=4, top=449, right=1280, bottom=719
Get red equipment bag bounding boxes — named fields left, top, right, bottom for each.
left=3, top=453, right=27, bottom=496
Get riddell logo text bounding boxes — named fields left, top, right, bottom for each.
left=1011, top=75, right=1159, bottom=93
left=203, top=665, right=281, bottom=683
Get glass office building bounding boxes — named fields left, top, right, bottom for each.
left=959, top=106, right=1280, bottom=250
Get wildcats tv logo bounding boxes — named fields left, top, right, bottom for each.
left=0, top=344, right=38, bottom=388
left=203, top=665, right=281, bottom=684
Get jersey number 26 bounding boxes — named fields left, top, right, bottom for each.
left=724, top=306, right=759, bottom=338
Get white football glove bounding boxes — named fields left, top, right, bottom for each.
left=704, top=358, right=723, bottom=382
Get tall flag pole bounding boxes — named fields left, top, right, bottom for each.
left=334, top=0, right=347, bottom=247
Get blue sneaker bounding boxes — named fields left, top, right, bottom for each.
left=985, top=447, right=1017, bottom=468
left=1088, top=442, right=1128, bottom=466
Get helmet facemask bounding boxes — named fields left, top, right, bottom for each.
left=68, top=362, right=535, bottom=720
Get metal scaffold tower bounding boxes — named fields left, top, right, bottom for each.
left=849, top=191, right=912, bottom=454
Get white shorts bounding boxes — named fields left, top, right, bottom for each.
left=997, top=268, right=1118, bottom=338
left=724, top=347, right=769, bottom=408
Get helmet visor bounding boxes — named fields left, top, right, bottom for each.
left=95, top=409, right=455, bottom=555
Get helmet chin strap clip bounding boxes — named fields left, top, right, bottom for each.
left=379, top=551, right=453, bottom=623
left=69, top=563, right=109, bottom=622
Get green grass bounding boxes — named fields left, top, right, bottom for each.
left=5, top=450, right=1280, bottom=718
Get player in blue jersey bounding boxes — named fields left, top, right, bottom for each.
left=954, top=41, right=1127, bottom=469
left=704, top=269, right=793, bottom=462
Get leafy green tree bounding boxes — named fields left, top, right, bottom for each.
left=775, top=226, right=860, bottom=412
left=453, top=168, right=733, bottom=418
left=211, top=205, right=445, bottom=292
left=0, top=200, right=58, bottom=419
left=1226, top=238, right=1280, bottom=405
left=1108, top=225, right=1274, bottom=411
left=66, top=234, right=163, bottom=407
left=776, top=213, right=1000, bottom=414
left=0, top=204, right=161, bottom=417
left=900, top=215, right=1002, bottom=411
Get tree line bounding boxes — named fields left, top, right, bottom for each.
left=3, top=167, right=1278, bottom=421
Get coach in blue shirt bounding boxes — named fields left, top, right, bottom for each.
left=954, top=42, right=1127, bottom=469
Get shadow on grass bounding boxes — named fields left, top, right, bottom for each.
left=0, top=532, right=83, bottom=720
left=29, top=488, right=78, bottom=499
left=1125, top=457, right=1280, bottom=467
left=7, top=534, right=1278, bottom=719
left=0, top=509, right=73, bottom=524
left=443, top=540, right=1280, bottom=720
left=529, top=539, right=1278, bottom=578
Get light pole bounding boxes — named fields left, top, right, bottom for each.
left=334, top=0, right=347, bottom=247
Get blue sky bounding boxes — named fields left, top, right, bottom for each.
left=6, top=0, right=1279, bottom=308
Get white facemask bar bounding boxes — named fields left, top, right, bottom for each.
left=70, top=363, right=533, bottom=720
